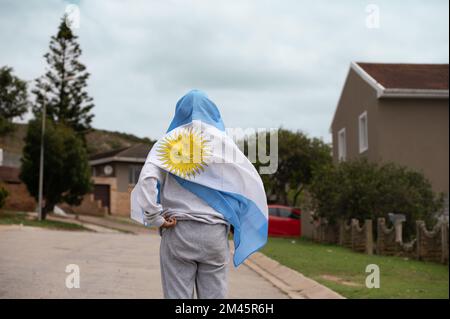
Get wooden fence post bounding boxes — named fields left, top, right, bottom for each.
left=441, top=222, right=449, bottom=264
left=351, top=219, right=357, bottom=250
left=338, top=220, right=343, bottom=245
left=365, top=219, right=373, bottom=255
left=416, top=220, right=423, bottom=260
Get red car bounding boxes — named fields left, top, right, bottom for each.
left=268, top=205, right=301, bottom=237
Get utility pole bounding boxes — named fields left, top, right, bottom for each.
left=37, top=92, right=46, bottom=221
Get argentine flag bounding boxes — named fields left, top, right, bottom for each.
left=132, top=90, right=268, bottom=267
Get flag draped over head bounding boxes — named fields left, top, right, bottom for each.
left=132, top=89, right=268, bottom=267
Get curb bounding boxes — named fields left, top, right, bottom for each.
left=46, top=215, right=121, bottom=233
left=244, top=252, right=345, bottom=299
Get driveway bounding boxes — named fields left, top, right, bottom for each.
left=0, top=225, right=287, bottom=299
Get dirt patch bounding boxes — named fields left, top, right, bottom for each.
left=320, top=274, right=362, bottom=287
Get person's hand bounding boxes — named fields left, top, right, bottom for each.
left=161, top=217, right=177, bottom=229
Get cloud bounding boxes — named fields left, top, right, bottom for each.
left=0, top=0, right=448, bottom=142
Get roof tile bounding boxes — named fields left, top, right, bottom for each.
left=357, top=63, right=449, bottom=90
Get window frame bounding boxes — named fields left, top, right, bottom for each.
left=128, top=165, right=142, bottom=186
left=359, top=111, right=369, bottom=153
left=338, top=127, right=347, bottom=161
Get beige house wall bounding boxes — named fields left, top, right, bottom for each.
left=332, top=67, right=449, bottom=195
left=115, top=163, right=130, bottom=192
left=114, top=186, right=133, bottom=217
left=92, top=175, right=133, bottom=217
left=331, top=68, right=380, bottom=162
left=377, top=98, right=449, bottom=194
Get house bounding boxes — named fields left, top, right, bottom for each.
left=0, top=148, right=36, bottom=211
left=330, top=62, right=449, bottom=198
left=87, top=143, right=152, bottom=216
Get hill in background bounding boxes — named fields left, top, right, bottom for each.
left=0, top=123, right=154, bottom=159
left=85, top=128, right=154, bottom=155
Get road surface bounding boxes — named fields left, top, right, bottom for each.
left=0, top=225, right=287, bottom=299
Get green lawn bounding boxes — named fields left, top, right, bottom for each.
left=261, top=237, right=449, bottom=299
left=0, top=211, right=91, bottom=232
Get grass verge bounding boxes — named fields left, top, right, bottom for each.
left=261, top=237, right=449, bottom=299
left=0, top=211, right=91, bottom=232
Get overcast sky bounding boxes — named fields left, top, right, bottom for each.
left=0, top=0, right=448, bottom=142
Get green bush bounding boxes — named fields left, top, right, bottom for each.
left=253, top=128, right=332, bottom=206
left=0, top=116, right=14, bottom=135
left=20, top=118, right=92, bottom=220
left=0, top=186, right=9, bottom=209
left=309, top=158, right=444, bottom=239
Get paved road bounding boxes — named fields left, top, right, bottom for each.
left=0, top=226, right=287, bottom=299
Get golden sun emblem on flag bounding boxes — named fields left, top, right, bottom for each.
left=157, top=128, right=210, bottom=178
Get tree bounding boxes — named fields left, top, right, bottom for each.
left=32, top=16, right=94, bottom=138
left=309, top=158, right=444, bottom=238
left=20, top=118, right=92, bottom=220
left=0, top=66, right=29, bottom=134
left=253, top=128, right=332, bottom=206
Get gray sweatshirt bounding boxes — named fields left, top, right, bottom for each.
left=135, top=162, right=228, bottom=228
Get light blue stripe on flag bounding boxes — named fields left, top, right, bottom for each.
left=174, top=175, right=268, bottom=267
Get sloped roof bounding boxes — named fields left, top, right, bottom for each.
left=351, top=62, right=449, bottom=99
left=356, top=63, right=448, bottom=90
left=330, top=62, right=449, bottom=132
left=89, top=147, right=129, bottom=161
left=89, top=143, right=152, bottom=165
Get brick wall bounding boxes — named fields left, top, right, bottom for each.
left=339, top=220, right=353, bottom=249
left=376, top=218, right=416, bottom=258
left=312, top=218, right=339, bottom=244
left=60, top=194, right=107, bottom=217
left=336, top=219, right=373, bottom=254
left=314, top=217, right=448, bottom=264
left=416, top=221, right=449, bottom=264
left=112, top=186, right=132, bottom=217
left=1, top=183, right=36, bottom=212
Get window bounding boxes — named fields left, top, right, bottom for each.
left=279, top=208, right=300, bottom=220
left=128, top=165, right=142, bottom=185
left=278, top=208, right=292, bottom=218
left=338, top=128, right=347, bottom=161
left=268, top=207, right=279, bottom=217
left=359, top=111, right=369, bottom=153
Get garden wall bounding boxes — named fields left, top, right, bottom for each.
left=312, top=217, right=449, bottom=264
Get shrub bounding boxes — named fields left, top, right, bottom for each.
left=309, top=158, right=444, bottom=239
left=20, top=118, right=92, bottom=220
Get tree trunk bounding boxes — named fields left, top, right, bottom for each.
left=292, top=185, right=304, bottom=207
left=280, top=190, right=288, bottom=206
left=42, top=202, right=55, bottom=220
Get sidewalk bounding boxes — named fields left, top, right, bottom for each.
left=48, top=214, right=151, bottom=234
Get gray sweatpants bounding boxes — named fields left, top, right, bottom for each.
left=159, top=220, right=230, bottom=299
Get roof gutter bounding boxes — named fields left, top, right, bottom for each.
left=379, top=88, right=449, bottom=99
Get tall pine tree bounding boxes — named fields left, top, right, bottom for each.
left=32, top=15, right=94, bottom=137
left=22, top=16, right=93, bottom=219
